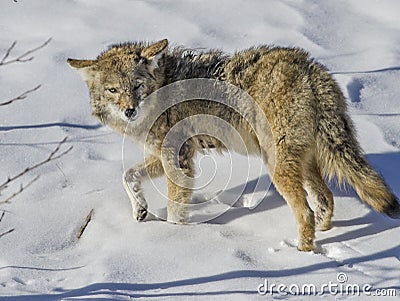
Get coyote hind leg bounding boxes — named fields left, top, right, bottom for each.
left=303, top=157, right=334, bottom=231
left=273, top=152, right=315, bottom=251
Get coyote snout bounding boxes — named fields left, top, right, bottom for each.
left=125, top=108, right=137, bottom=119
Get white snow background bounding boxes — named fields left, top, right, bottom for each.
left=0, top=0, right=399, bottom=300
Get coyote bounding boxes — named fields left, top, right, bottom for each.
left=68, top=39, right=399, bottom=251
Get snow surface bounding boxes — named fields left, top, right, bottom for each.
left=0, top=0, right=399, bottom=300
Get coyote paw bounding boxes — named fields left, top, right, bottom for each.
left=297, top=238, right=315, bottom=252
left=167, top=204, right=189, bottom=224
left=123, top=172, right=148, bottom=222
left=315, top=213, right=332, bottom=231
left=316, top=221, right=332, bottom=231
left=133, top=203, right=147, bottom=222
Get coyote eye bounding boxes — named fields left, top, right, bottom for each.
left=107, top=88, right=118, bottom=93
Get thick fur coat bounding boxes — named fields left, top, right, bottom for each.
left=68, top=39, right=399, bottom=251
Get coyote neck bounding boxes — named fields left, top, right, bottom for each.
left=162, top=50, right=228, bottom=84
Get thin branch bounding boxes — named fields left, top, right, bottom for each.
left=0, top=137, right=73, bottom=194
left=77, top=209, right=94, bottom=239
left=0, top=210, right=14, bottom=239
left=0, top=38, right=52, bottom=66
left=0, top=175, right=40, bottom=205
left=0, top=41, right=17, bottom=65
left=0, top=84, right=41, bottom=106
left=0, top=228, right=15, bottom=238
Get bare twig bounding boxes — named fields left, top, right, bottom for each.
left=0, top=38, right=52, bottom=66
left=0, top=38, right=50, bottom=106
left=0, top=137, right=73, bottom=195
left=0, top=84, right=41, bottom=106
left=0, top=175, right=40, bottom=205
left=0, top=41, right=17, bottom=65
left=77, top=209, right=94, bottom=239
left=0, top=228, right=15, bottom=238
left=0, top=211, right=15, bottom=239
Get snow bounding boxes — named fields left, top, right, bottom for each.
left=0, top=0, right=399, bottom=300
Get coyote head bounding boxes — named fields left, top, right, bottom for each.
left=68, top=39, right=168, bottom=132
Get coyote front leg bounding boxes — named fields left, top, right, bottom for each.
left=123, top=156, right=164, bottom=221
left=163, top=142, right=195, bottom=224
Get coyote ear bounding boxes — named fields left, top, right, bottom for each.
left=67, top=58, right=97, bottom=82
left=141, top=39, right=168, bottom=73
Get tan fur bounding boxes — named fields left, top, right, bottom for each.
left=68, top=39, right=400, bottom=252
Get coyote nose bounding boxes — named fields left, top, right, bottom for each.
left=125, top=108, right=137, bottom=119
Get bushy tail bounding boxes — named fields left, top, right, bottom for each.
left=316, top=114, right=400, bottom=218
